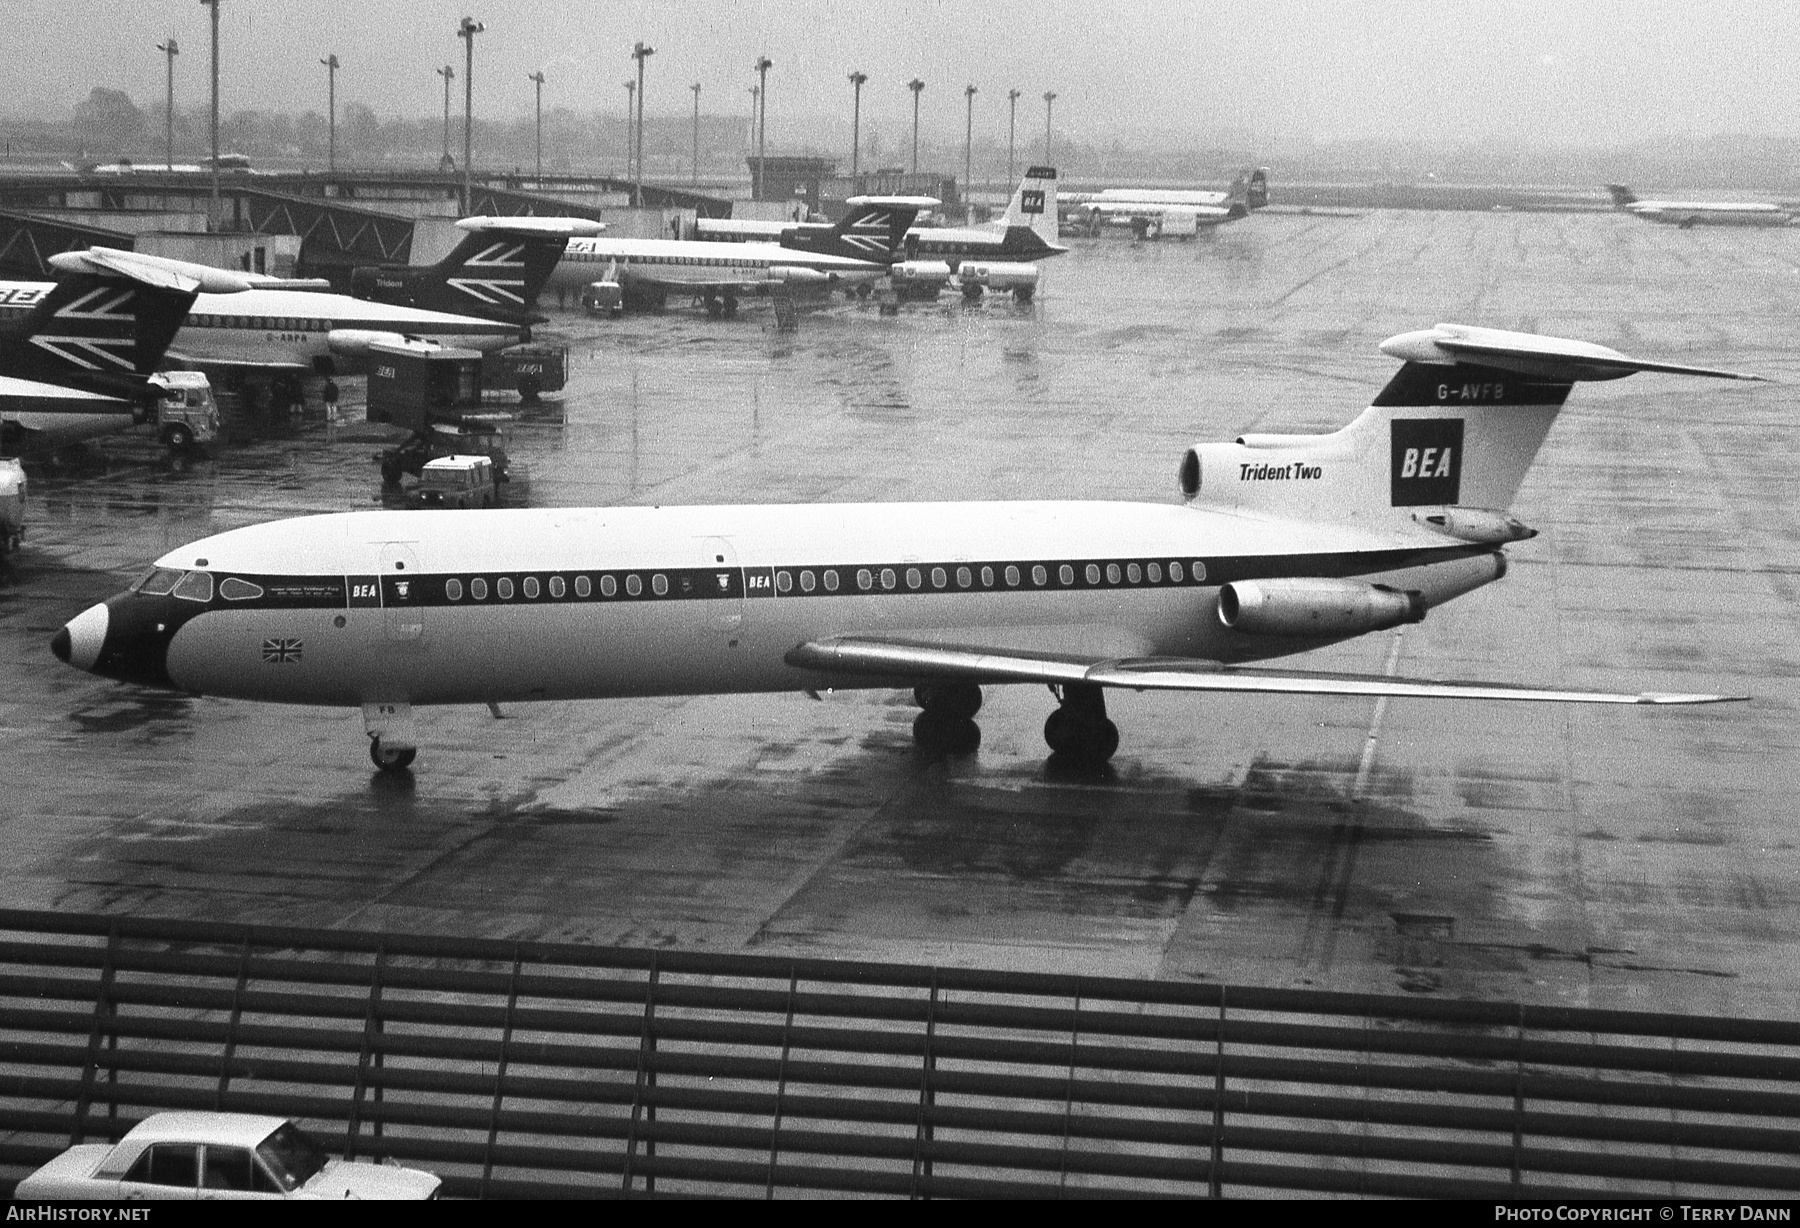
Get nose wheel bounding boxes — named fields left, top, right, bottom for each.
left=910, top=682, right=982, bottom=754
left=369, top=737, right=416, bottom=773
left=1044, top=684, right=1119, bottom=765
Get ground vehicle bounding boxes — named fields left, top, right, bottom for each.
left=12, top=1111, right=441, bottom=1200
left=582, top=279, right=623, bottom=316
left=413, top=454, right=497, bottom=508
left=0, top=457, right=24, bottom=554
left=483, top=342, right=566, bottom=401
left=146, top=370, right=220, bottom=450
left=367, top=341, right=511, bottom=488
left=378, top=420, right=509, bottom=488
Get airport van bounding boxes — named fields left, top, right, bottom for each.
left=412, top=455, right=497, bottom=509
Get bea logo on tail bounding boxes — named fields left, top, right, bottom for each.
left=1390, top=419, right=1463, bottom=506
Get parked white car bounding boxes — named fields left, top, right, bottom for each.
left=13, top=1112, right=441, bottom=1200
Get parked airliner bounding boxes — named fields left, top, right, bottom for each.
left=697, top=168, right=1065, bottom=300
left=0, top=249, right=526, bottom=387
left=53, top=324, right=1753, bottom=773
left=1065, top=168, right=1269, bottom=238
left=1, top=248, right=247, bottom=451
left=1604, top=185, right=1793, bottom=228
left=546, top=197, right=931, bottom=317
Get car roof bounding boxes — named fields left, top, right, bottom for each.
left=120, top=1112, right=289, bottom=1148
left=422, top=455, right=489, bottom=469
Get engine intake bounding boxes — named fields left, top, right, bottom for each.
left=1219, top=578, right=1425, bottom=637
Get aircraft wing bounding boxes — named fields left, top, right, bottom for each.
left=169, top=353, right=308, bottom=371
left=784, top=636, right=1744, bottom=706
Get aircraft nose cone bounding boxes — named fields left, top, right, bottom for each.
left=56, top=602, right=109, bottom=672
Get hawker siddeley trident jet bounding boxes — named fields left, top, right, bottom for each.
left=0, top=247, right=249, bottom=452
left=1605, top=184, right=1793, bottom=228
left=54, top=324, right=1753, bottom=773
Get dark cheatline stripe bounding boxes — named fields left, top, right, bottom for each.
left=200, top=543, right=1489, bottom=613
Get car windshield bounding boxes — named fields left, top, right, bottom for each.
left=255, top=1123, right=328, bottom=1192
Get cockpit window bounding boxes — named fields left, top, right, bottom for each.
left=219, top=577, right=264, bottom=601
left=135, top=568, right=183, bottom=596
left=172, top=571, right=215, bottom=603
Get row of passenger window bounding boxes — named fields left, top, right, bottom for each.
left=191, top=315, right=324, bottom=331
left=435, top=558, right=1209, bottom=606
left=444, top=572, right=665, bottom=602
left=773, top=558, right=1208, bottom=595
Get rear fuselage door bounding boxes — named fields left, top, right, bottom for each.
left=696, top=536, right=744, bottom=634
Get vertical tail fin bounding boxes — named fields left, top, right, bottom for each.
left=780, top=196, right=938, bottom=262
left=1177, top=324, right=1761, bottom=533
left=0, top=249, right=232, bottom=396
left=1001, top=166, right=1060, bottom=248
left=352, top=217, right=602, bottom=322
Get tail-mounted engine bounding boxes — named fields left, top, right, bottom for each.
left=1218, top=578, right=1425, bottom=637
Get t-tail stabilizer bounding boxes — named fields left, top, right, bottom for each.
left=1178, top=323, right=1762, bottom=539
left=0, top=247, right=248, bottom=398
left=351, top=216, right=604, bottom=324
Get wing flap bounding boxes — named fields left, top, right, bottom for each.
left=787, top=636, right=1744, bottom=706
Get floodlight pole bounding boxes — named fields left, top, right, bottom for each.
left=848, top=71, right=867, bottom=184
left=436, top=65, right=453, bottom=167
left=624, top=80, right=634, bottom=180
left=528, top=70, right=545, bottom=180
left=200, top=0, right=219, bottom=230
left=457, top=16, right=484, bottom=214
left=632, top=42, right=654, bottom=208
left=1007, top=87, right=1020, bottom=186
left=754, top=56, right=772, bottom=200
left=156, top=38, right=179, bottom=171
left=907, top=78, right=924, bottom=176
left=1043, top=90, right=1056, bottom=165
left=690, top=82, right=700, bottom=187
left=320, top=54, right=339, bottom=176
left=963, top=84, right=976, bottom=218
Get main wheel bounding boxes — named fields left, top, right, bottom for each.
left=912, top=711, right=981, bottom=755
left=369, top=737, right=416, bottom=773
left=914, top=683, right=982, bottom=720
left=163, top=423, right=193, bottom=450
left=1044, top=708, right=1119, bottom=764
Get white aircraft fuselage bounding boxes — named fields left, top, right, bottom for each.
left=0, top=377, right=134, bottom=446
left=546, top=237, right=886, bottom=295
left=60, top=500, right=1501, bottom=708
left=1623, top=200, right=1791, bottom=227
left=0, top=282, right=522, bottom=371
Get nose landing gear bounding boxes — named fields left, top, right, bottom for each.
left=910, top=682, right=982, bottom=754
left=369, top=737, right=417, bottom=773
left=1044, top=683, right=1119, bottom=766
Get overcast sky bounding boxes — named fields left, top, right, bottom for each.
left=11, top=1, right=1799, bottom=147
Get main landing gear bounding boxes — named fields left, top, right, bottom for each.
left=364, top=701, right=418, bottom=774
left=911, top=683, right=982, bottom=754
left=904, top=682, right=1122, bottom=766
left=1043, top=684, right=1120, bottom=766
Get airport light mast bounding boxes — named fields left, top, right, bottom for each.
left=754, top=55, right=772, bottom=200
left=1043, top=90, right=1056, bottom=166
left=632, top=42, right=654, bottom=208
left=436, top=65, right=453, bottom=169
left=457, top=16, right=484, bottom=215
left=528, top=70, right=546, bottom=181
left=907, top=78, right=924, bottom=176
left=690, top=82, right=700, bottom=187
left=155, top=38, right=178, bottom=172
left=320, top=55, right=339, bottom=176
left=199, top=0, right=219, bottom=231
left=623, top=80, right=634, bottom=180
left=1007, top=87, right=1021, bottom=186
left=848, top=70, right=867, bottom=185
left=963, top=83, right=977, bottom=219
